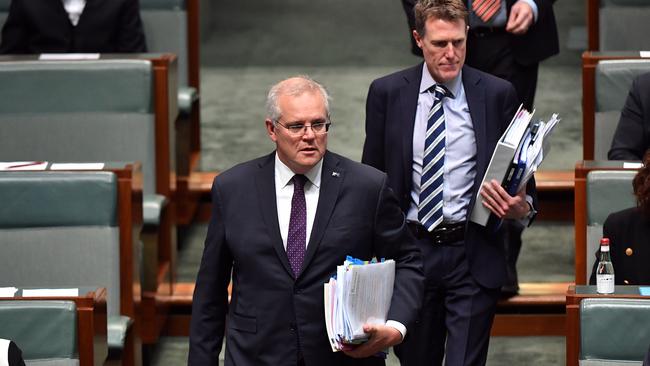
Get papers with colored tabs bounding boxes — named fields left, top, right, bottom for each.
left=324, top=257, right=394, bottom=354
left=0, top=161, right=48, bottom=170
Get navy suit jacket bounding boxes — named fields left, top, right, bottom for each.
left=189, top=151, right=424, bottom=366
left=0, top=0, right=147, bottom=54
left=609, top=72, right=650, bottom=160
left=362, top=63, right=536, bottom=289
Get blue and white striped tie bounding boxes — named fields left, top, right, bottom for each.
left=419, top=84, right=453, bottom=232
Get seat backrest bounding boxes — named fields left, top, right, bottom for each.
left=594, top=60, right=650, bottom=159
left=0, top=172, right=122, bottom=317
left=0, top=0, right=9, bottom=29
left=599, top=0, right=650, bottom=51
left=585, top=170, right=636, bottom=280
left=581, top=297, right=650, bottom=365
left=0, top=60, right=159, bottom=195
left=140, top=0, right=189, bottom=87
left=0, top=301, right=78, bottom=365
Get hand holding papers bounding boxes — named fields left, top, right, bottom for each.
left=470, top=105, right=561, bottom=226
left=324, top=256, right=395, bottom=355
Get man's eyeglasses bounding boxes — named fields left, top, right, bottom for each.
left=274, top=119, right=332, bottom=136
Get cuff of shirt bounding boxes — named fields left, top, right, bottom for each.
left=386, top=320, right=407, bottom=340
left=517, top=194, right=536, bottom=227
left=518, top=0, right=539, bottom=22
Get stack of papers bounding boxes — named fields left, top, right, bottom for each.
left=0, top=161, right=48, bottom=171
left=324, top=256, right=395, bottom=352
left=470, top=105, right=561, bottom=226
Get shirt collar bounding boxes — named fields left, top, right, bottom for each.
left=419, top=63, right=462, bottom=98
left=274, top=153, right=322, bottom=189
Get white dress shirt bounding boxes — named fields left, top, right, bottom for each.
left=273, top=153, right=407, bottom=339
left=61, top=0, right=87, bottom=26
left=408, top=63, right=477, bottom=224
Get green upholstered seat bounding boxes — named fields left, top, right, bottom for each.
left=581, top=298, right=650, bottom=365
left=0, top=172, right=130, bottom=354
left=593, top=60, right=650, bottom=159
left=0, top=300, right=78, bottom=366
left=584, top=170, right=637, bottom=280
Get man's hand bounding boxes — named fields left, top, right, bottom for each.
left=343, top=324, right=402, bottom=359
left=505, top=1, right=534, bottom=35
left=480, top=179, right=530, bottom=219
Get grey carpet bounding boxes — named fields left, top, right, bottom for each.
left=158, top=0, right=586, bottom=364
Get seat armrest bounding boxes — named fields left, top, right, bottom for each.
left=143, top=194, right=168, bottom=225
left=107, top=315, right=133, bottom=352
left=178, top=86, right=199, bottom=116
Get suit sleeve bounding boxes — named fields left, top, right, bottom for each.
left=116, top=0, right=147, bottom=52
left=372, top=176, right=424, bottom=332
left=609, top=77, right=649, bottom=160
left=0, top=0, right=28, bottom=54
left=362, top=80, right=387, bottom=171
left=189, top=179, right=232, bottom=365
left=8, top=341, right=26, bottom=366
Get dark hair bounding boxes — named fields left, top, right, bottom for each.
left=633, top=149, right=650, bottom=213
left=414, top=0, right=468, bottom=36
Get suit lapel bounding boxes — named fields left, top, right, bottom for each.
left=463, top=66, right=488, bottom=180
left=400, top=64, right=424, bottom=194
left=299, top=152, right=343, bottom=278
left=254, top=153, right=294, bottom=277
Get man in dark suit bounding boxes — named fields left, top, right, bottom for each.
left=189, top=76, right=424, bottom=366
left=0, top=0, right=147, bottom=54
left=609, top=72, right=650, bottom=161
left=402, top=0, right=558, bottom=296
left=363, top=1, right=536, bottom=364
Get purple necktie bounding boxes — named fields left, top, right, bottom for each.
left=287, top=174, right=307, bottom=277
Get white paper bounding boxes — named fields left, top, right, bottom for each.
left=0, top=287, right=18, bottom=297
left=39, top=53, right=100, bottom=60
left=623, top=162, right=643, bottom=169
left=50, top=163, right=105, bottom=170
left=324, top=259, right=395, bottom=352
left=22, top=288, right=79, bottom=297
left=0, top=161, right=48, bottom=171
left=640, top=51, right=650, bottom=58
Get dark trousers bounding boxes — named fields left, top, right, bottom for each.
left=395, top=238, right=500, bottom=366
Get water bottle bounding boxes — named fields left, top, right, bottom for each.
left=596, top=237, right=615, bottom=294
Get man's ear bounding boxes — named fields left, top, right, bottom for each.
left=265, top=119, right=278, bottom=142
left=412, top=29, right=423, bottom=49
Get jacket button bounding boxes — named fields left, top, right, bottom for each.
left=624, top=279, right=630, bottom=285
left=289, top=322, right=296, bottom=331
left=626, top=248, right=633, bottom=256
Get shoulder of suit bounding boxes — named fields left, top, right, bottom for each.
left=214, top=154, right=272, bottom=184
left=326, top=152, right=387, bottom=183
left=370, top=63, right=422, bottom=88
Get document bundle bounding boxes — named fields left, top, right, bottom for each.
left=324, top=256, right=395, bottom=353
left=470, top=105, right=561, bottom=227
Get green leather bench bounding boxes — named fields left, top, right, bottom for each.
left=581, top=297, right=650, bottom=365
left=0, top=171, right=140, bottom=365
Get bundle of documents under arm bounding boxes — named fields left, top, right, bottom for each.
left=324, top=256, right=395, bottom=353
left=470, top=104, right=561, bottom=226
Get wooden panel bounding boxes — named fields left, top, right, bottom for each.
left=587, top=0, right=599, bottom=51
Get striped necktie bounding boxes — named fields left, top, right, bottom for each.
left=472, top=0, right=501, bottom=23
left=419, top=84, right=453, bottom=232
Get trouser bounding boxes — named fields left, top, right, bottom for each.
left=395, top=237, right=500, bottom=366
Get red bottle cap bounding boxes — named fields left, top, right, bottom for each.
left=600, top=238, right=610, bottom=246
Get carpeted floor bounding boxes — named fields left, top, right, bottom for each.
left=154, top=0, right=587, bottom=364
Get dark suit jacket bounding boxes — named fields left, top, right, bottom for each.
left=504, top=0, right=559, bottom=65
left=0, top=0, right=147, bottom=54
left=609, top=72, right=650, bottom=160
left=362, top=63, right=536, bottom=289
left=589, top=207, right=650, bottom=285
left=189, top=151, right=424, bottom=366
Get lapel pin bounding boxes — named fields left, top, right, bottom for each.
left=332, top=171, right=340, bottom=177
